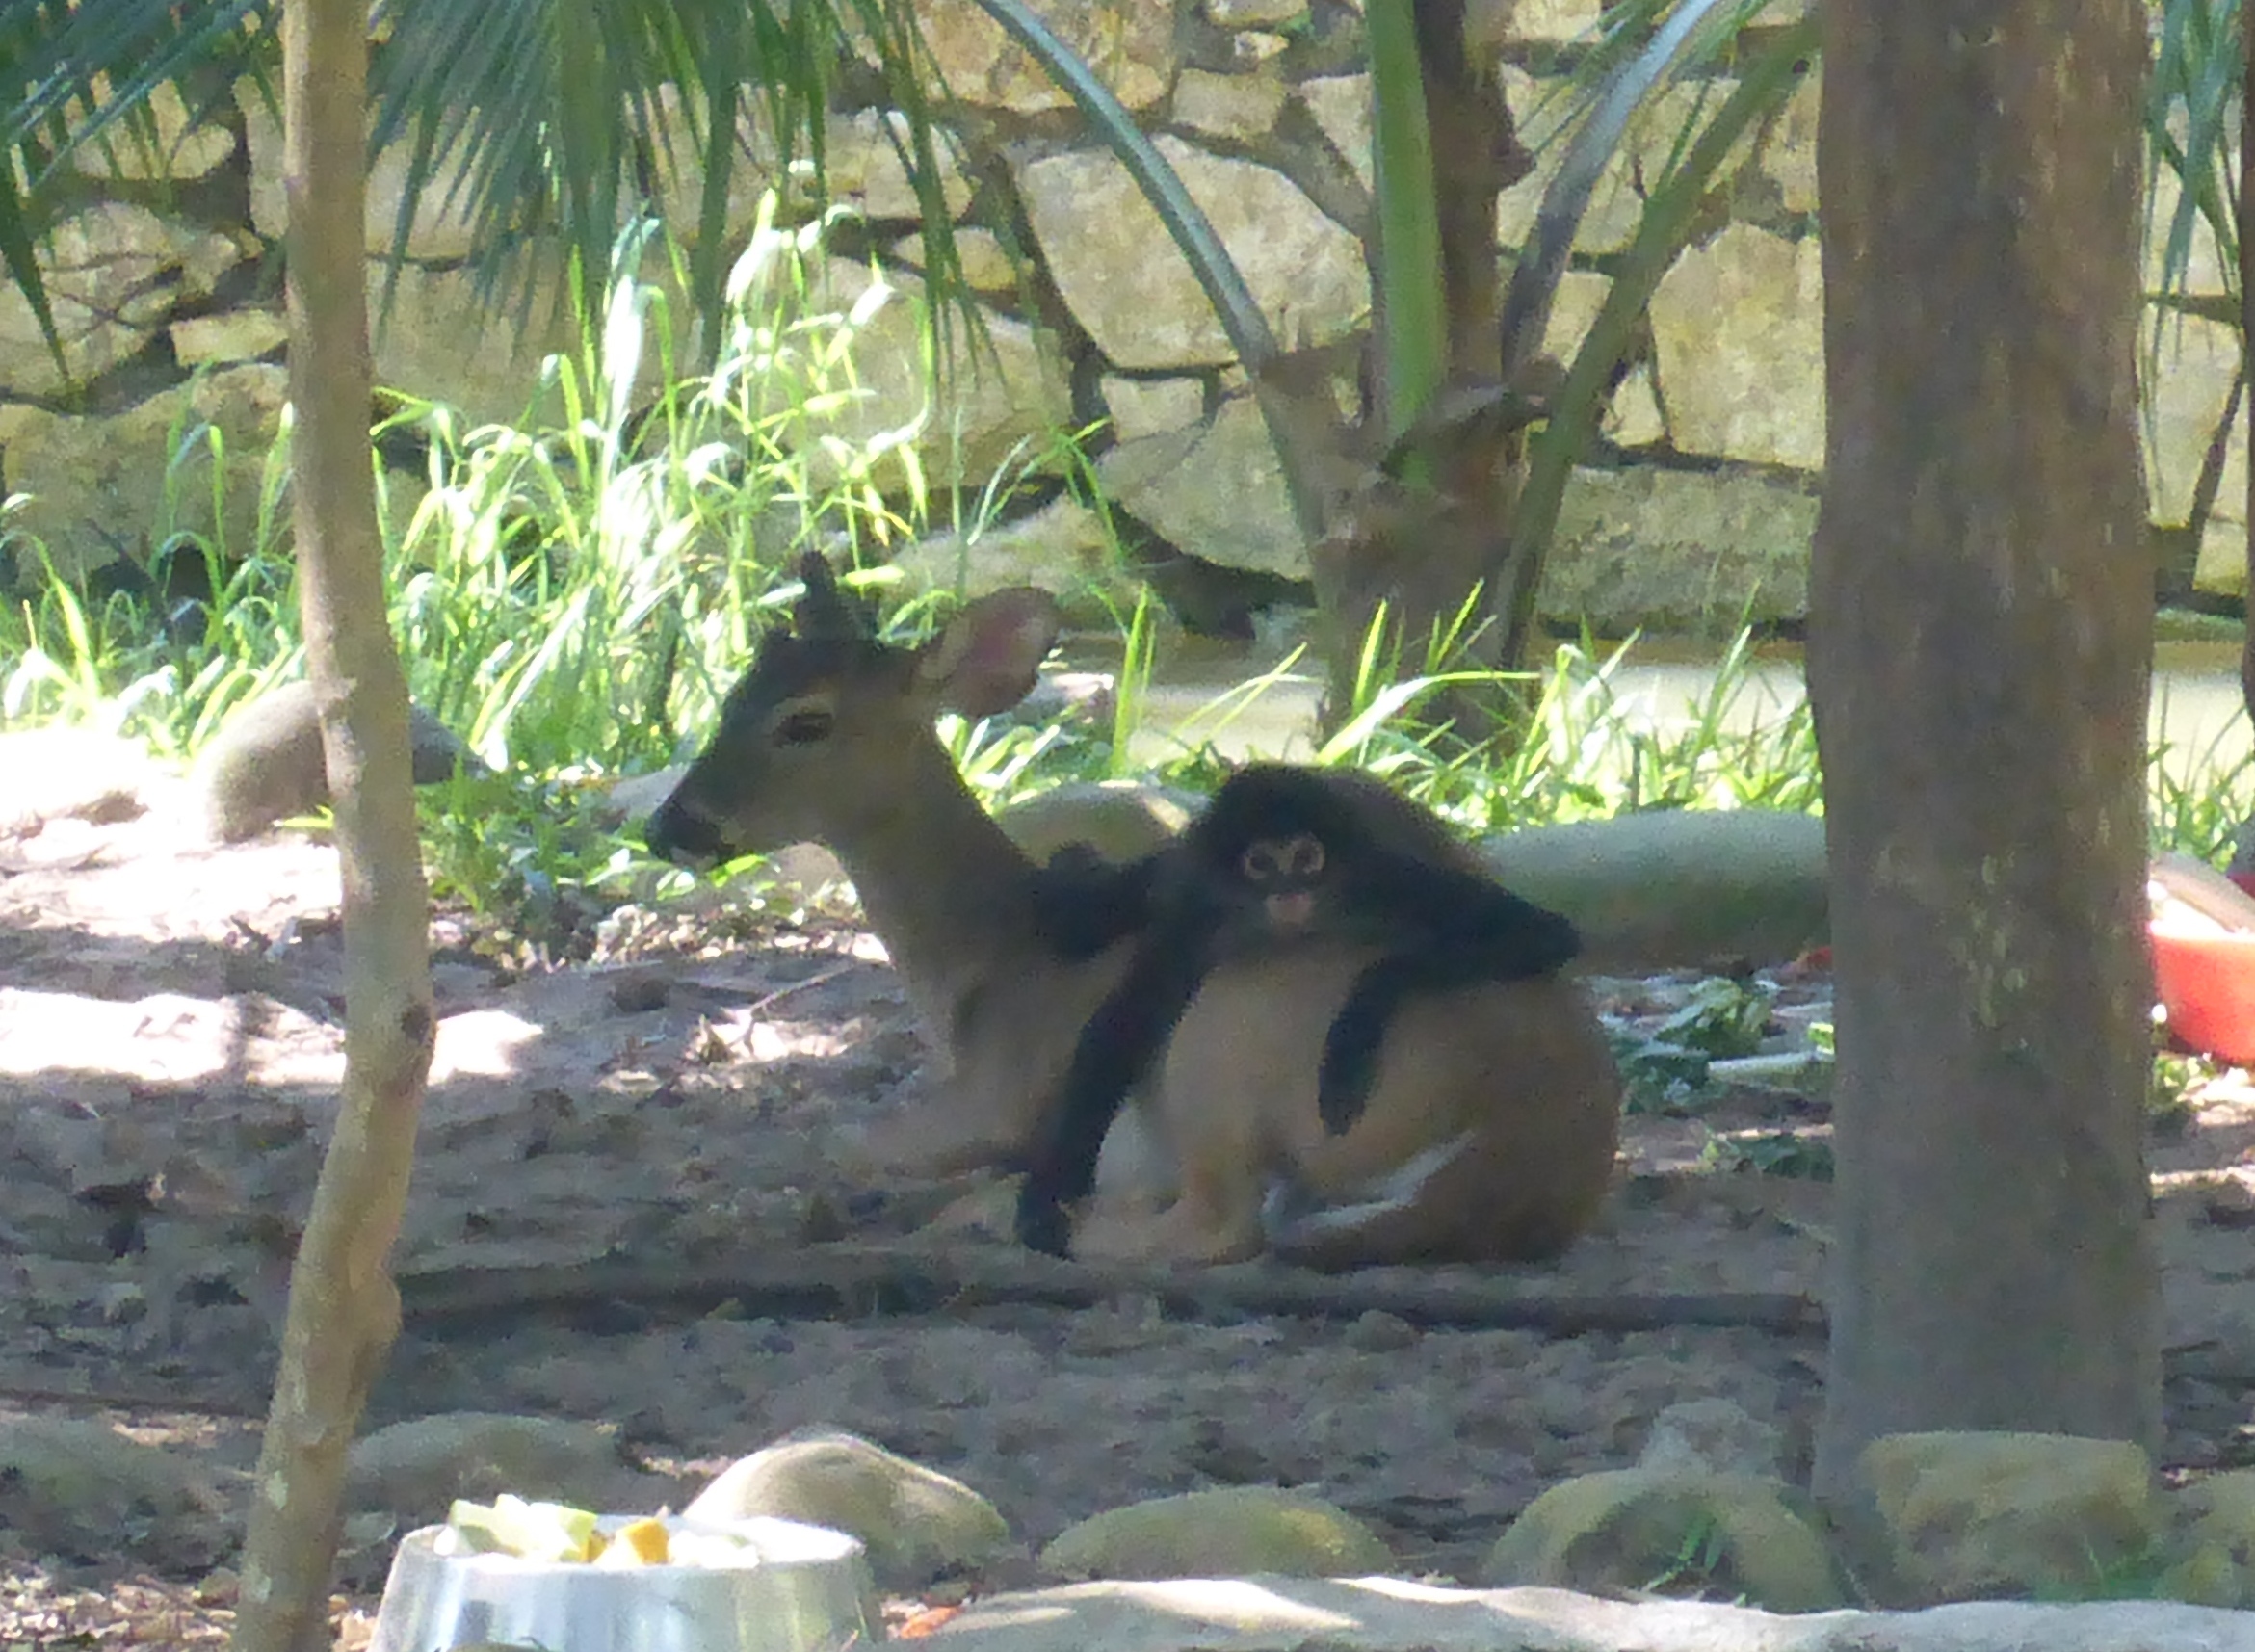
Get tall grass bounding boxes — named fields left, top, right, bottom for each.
left=6, top=193, right=2254, bottom=931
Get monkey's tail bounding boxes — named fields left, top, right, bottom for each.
left=1259, top=1132, right=1480, bottom=1271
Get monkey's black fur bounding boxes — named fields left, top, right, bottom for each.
left=1013, top=764, right=1580, bottom=1257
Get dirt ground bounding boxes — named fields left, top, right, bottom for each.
left=5, top=740, right=2255, bottom=1640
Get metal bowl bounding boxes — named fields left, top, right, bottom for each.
left=368, top=1514, right=880, bottom=1652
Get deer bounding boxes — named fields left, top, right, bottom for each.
left=642, top=553, right=1624, bottom=1269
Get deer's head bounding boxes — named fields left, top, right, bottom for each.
left=644, top=553, right=1063, bottom=866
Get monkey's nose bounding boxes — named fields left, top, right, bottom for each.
left=1265, top=890, right=1318, bottom=931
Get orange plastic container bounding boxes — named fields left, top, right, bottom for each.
left=2151, top=923, right=2255, bottom=1063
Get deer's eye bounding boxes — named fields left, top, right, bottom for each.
left=774, top=707, right=835, bottom=747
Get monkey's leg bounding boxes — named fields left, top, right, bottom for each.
left=1316, top=939, right=1575, bottom=1136
left=1014, top=947, right=1207, bottom=1255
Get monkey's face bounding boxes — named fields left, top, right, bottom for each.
left=1240, top=832, right=1326, bottom=931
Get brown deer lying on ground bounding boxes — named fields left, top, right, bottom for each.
left=643, top=554, right=1623, bottom=1269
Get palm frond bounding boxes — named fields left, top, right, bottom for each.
left=363, top=0, right=969, bottom=358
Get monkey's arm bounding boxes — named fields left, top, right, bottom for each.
left=1014, top=940, right=1212, bottom=1257
left=1027, top=844, right=1163, bottom=958
left=1314, top=868, right=1581, bottom=1137
left=1354, top=855, right=1583, bottom=966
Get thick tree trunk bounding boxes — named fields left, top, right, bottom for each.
left=229, top=2, right=435, bottom=1648
left=1808, top=0, right=2161, bottom=1501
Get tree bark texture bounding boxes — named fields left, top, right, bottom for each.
left=1808, top=0, right=2161, bottom=1499
left=2242, top=0, right=2255, bottom=722
left=1313, top=0, right=1533, bottom=733
left=230, top=3, right=436, bottom=1648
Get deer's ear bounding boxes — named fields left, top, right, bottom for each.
left=917, top=588, right=1065, bottom=718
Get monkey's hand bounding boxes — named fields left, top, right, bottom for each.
left=1029, top=844, right=1162, bottom=957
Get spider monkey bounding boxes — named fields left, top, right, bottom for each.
left=1013, top=763, right=1580, bottom=1257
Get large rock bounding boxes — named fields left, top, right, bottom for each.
left=364, top=261, right=582, bottom=427
left=2143, top=312, right=2246, bottom=528
left=2191, top=516, right=2248, bottom=598
left=808, top=259, right=1073, bottom=485
left=1297, top=75, right=1373, bottom=189
left=0, top=364, right=287, bottom=580
left=683, top=1429, right=1012, bottom=1591
left=1098, top=395, right=1304, bottom=577
left=1496, top=68, right=1645, bottom=258
left=2159, top=1466, right=2255, bottom=1608
left=0, top=726, right=169, bottom=835
left=347, top=1413, right=646, bottom=1522
left=1019, top=136, right=1367, bottom=371
left=926, top=1578, right=2254, bottom=1650
left=0, top=203, right=243, bottom=398
left=994, top=779, right=1199, bottom=865
left=1172, top=68, right=1291, bottom=143
left=824, top=109, right=977, bottom=221
left=1511, top=0, right=1604, bottom=39
left=1542, top=464, right=1818, bottom=634
left=914, top=0, right=1174, bottom=114
left=1759, top=74, right=1822, bottom=218
left=1483, top=809, right=1829, bottom=973
left=193, top=679, right=482, bottom=843
left=1040, top=1487, right=1395, bottom=1581
left=72, top=82, right=236, bottom=182
left=1481, top=1468, right=1845, bottom=1612
left=1649, top=223, right=1825, bottom=470
left=1852, top=1432, right=2162, bottom=1605
left=890, top=494, right=1130, bottom=610
left=244, top=82, right=481, bottom=258
left=0, top=1416, right=235, bottom=1570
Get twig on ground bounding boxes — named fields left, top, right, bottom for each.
left=398, top=1241, right=1829, bottom=1337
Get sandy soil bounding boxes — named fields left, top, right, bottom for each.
left=3, top=738, right=2252, bottom=1639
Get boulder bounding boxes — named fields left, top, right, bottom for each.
left=684, top=1429, right=1012, bottom=1590
left=1482, top=808, right=1829, bottom=972
left=1040, top=1486, right=1394, bottom=1581
left=1853, top=1431, right=2162, bottom=1605
left=347, top=1412, right=645, bottom=1523
left=1480, top=1467, right=1844, bottom=1612
left=1018, top=136, right=1366, bottom=372
left=193, top=679, right=482, bottom=843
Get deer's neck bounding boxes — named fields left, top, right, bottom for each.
left=821, top=743, right=1044, bottom=1034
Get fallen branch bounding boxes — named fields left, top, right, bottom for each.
left=0, top=1374, right=268, bottom=1419
left=398, top=1241, right=1827, bottom=1337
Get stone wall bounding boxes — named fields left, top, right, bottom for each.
left=0, top=0, right=2243, bottom=637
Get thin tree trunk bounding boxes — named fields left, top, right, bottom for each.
left=1313, top=0, right=1531, bottom=735
left=1808, top=0, right=2161, bottom=1501
left=229, top=1, right=435, bottom=1647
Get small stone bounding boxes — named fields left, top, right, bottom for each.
left=684, top=1429, right=1012, bottom=1591
left=1341, top=1310, right=1418, bottom=1352
left=1638, top=1397, right=1784, bottom=1479
left=1039, top=1486, right=1393, bottom=1580
left=606, top=970, right=672, bottom=1013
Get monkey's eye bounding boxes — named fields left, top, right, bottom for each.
left=1283, top=835, right=1325, bottom=878
left=773, top=706, right=835, bottom=747
left=1241, top=843, right=1282, bottom=881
